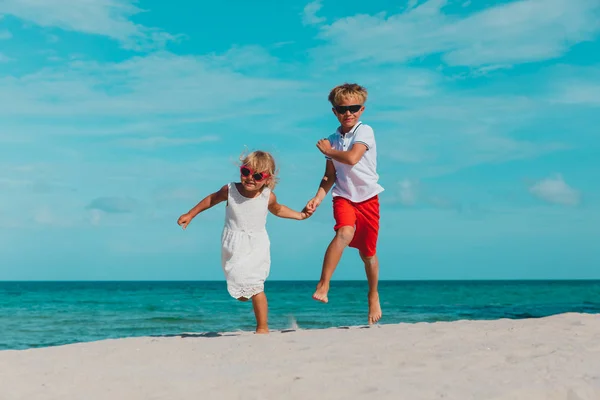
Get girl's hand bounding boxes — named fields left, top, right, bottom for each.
left=299, top=210, right=312, bottom=220
left=177, top=213, right=193, bottom=229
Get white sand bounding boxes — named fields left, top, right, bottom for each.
left=1, top=313, right=599, bottom=400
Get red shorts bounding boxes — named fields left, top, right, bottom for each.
left=333, top=195, right=380, bottom=257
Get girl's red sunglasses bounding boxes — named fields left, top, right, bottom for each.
left=240, top=166, right=270, bottom=182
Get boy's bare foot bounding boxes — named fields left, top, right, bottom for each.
left=312, top=282, right=329, bottom=303
left=368, top=292, right=382, bottom=324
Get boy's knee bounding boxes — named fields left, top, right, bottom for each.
left=335, top=226, right=355, bottom=245
left=360, top=253, right=377, bottom=266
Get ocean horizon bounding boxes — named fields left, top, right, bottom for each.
left=2, top=280, right=599, bottom=351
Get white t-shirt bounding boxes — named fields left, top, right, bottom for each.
left=326, top=121, right=384, bottom=203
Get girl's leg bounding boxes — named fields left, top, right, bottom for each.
left=251, top=292, right=269, bottom=334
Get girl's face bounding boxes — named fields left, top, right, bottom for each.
left=240, top=165, right=270, bottom=192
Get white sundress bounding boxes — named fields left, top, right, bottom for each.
left=221, top=182, right=271, bottom=299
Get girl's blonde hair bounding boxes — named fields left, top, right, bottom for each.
left=239, top=150, right=279, bottom=190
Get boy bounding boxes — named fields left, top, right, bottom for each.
left=305, top=83, right=384, bottom=325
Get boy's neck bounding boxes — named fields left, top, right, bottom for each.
left=340, top=121, right=359, bottom=135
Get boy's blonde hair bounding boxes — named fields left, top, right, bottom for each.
left=239, top=150, right=279, bottom=190
left=328, top=83, right=368, bottom=106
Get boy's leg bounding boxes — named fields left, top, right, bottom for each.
left=360, top=252, right=381, bottom=324
left=313, top=226, right=355, bottom=303
left=251, top=292, right=269, bottom=334
left=355, top=195, right=381, bottom=324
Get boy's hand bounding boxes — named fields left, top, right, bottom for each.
left=305, top=197, right=321, bottom=213
left=316, top=139, right=333, bottom=156
left=177, top=213, right=192, bottom=229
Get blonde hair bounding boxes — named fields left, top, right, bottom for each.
left=328, top=83, right=368, bottom=106
left=239, top=150, right=279, bottom=190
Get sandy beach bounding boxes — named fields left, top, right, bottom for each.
left=1, top=312, right=599, bottom=400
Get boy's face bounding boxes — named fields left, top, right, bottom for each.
left=332, top=96, right=365, bottom=132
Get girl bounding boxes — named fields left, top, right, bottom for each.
left=177, top=151, right=310, bottom=334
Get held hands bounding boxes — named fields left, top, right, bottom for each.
left=316, top=138, right=333, bottom=156
left=299, top=197, right=321, bottom=220
left=299, top=210, right=312, bottom=220
left=304, top=197, right=322, bottom=214
left=177, top=213, right=193, bottom=230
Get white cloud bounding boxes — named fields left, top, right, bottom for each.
left=0, top=50, right=299, bottom=119
left=0, top=0, right=177, bottom=50
left=392, top=179, right=458, bottom=210
left=556, top=83, right=600, bottom=106
left=0, top=52, right=13, bottom=62
left=551, top=67, right=600, bottom=106
left=46, top=33, right=60, bottom=43
left=314, top=0, right=600, bottom=67
left=204, top=45, right=280, bottom=71
left=0, top=30, right=12, bottom=39
left=372, top=94, right=569, bottom=178
left=544, top=65, right=600, bottom=107
left=399, top=179, right=419, bottom=206
left=407, top=0, right=419, bottom=10
left=0, top=153, right=232, bottom=230
left=0, top=177, right=30, bottom=188
left=153, top=187, right=200, bottom=203
left=89, top=209, right=102, bottom=226
left=86, top=196, right=139, bottom=213
left=29, top=205, right=76, bottom=227
left=117, top=135, right=220, bottom=149
left=33, top=206, right=60, bottom=226
left=529, top=174, right=581, bottom=206
left=302, top=0, right=326, bottom=26
left=357, top=66, right=441, bottom=98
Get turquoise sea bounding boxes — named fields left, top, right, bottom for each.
left=1, top=280, right=599, bottom=351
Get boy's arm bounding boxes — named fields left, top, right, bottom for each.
left=313, top=159, right=336, bottom=202
left=178, top=185, right=228, bottom=229
left=268, top=192, right=309, bottom=220
left=305, top=160, right=336, bottom=213
left=317, top=139, right=367, bottom=166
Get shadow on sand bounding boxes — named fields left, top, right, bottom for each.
left=152, top=332, right=240, bottom=339
left=151, top=324, right=372, bottom=339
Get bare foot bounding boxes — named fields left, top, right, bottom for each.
left=255, top=327, right=269, bottom=334
left=312, top=282, right=329, bottom=303
left=368, top=292, right=382, bottom=324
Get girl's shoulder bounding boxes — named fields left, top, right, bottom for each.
left=261, top=186, right=272, bottom=199
left=215, top=184, right=230, bottom=201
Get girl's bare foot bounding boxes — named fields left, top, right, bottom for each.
left=368, top=292, right=382, bottom=324
left=255, top=327, right=269, bottom=334
left=312, top=281, right=329, bottom=303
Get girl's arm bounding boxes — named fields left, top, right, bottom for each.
left=268, top=192, right=310, bottom=220
left=177, top=185, right=228, bottom=229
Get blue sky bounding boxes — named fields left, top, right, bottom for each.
left=1, top=0, right=599, bottom=281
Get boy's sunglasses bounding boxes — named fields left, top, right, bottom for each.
left=334, top=104, right=362, bottom=114
left=240, top=166, right=270, bottom=182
